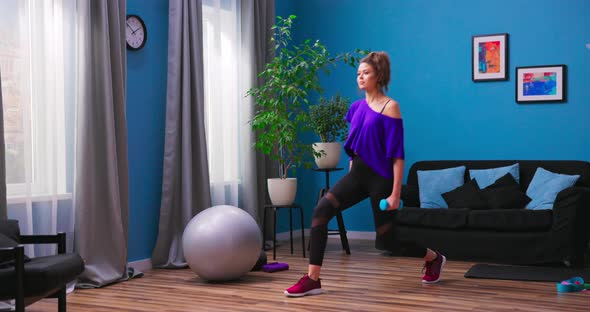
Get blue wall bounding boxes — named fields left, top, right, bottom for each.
left=124, top=0, right=590, bottom=260
left=278, top=0, right=590, bottom=232
left=126, top=0, right=168, bottom=261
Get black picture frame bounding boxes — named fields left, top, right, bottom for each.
left=515, top=65, right=567, bottom=104
left=472, top=33, right=509, bottom=82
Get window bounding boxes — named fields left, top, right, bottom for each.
left=0, top=0, right=75, bottom=201
left=202, top=0, right=257, bottom=207
left=202, top=0, right=241, bottom=186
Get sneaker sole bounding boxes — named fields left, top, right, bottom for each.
left=284, top=288, right=324, bottom=297
left=422, top=256, right=446, bottom=284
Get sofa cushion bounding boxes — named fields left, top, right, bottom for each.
left=467, top=209, right=552, bottom=231
left=480, top=173, right=531, bottom=210
left=395, top=207, right=469, bottom=229
left=526, top=167, right=580, bottom=210
left=0, top=253, right=85, bottom=297
left=469, top=163, right=520, bottom=188
left=417, top=166, right=466, bottom=208
left=442, top=179, right=488, bottom=210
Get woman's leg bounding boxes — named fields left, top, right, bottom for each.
left=308, top=171, right=367, bottom=276
left=285, top=158, right=370, bottom=297
left=285, top=171, right=367, bottom=297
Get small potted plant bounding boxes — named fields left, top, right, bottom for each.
left=308, top=95, right=350, bottom=169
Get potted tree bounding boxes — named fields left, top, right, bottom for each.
left=308, top=95, right=350, bottom=169
left=247, top=15, right=362, bottom=205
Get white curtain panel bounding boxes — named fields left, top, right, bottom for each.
left=202, top=0, right=248, bottom=208
left=0, top=0, right=76, bottom=257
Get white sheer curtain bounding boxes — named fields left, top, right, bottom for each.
left=202, top=0, right=250, bottom=207
left=0, top=0, right=76, bottom=256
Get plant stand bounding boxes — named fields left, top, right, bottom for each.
left=263, top=203, right=306, bottom=260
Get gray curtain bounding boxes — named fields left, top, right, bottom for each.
left=74, top=0, right=129, bottom=287
left=151, top=0, right=212, bottom=268
left=240, top=0, right=276, bottom=239
left=0, top=69, right=6, bottom=220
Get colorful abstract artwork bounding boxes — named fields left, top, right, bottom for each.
left=523, top=72, right=557, bottom=96
left=478, top=41, right=501, bottom=73
left=472, top=34, right=508, bottom=81
left=516, top=65, right=566, bottom=103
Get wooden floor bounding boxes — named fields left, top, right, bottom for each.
left=28, top=239, right=589, bottom=312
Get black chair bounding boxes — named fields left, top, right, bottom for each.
left=0, top=219, right=85, bottom=312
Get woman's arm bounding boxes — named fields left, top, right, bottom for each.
left=383, top=99, right=403, bottom=209
left=386, top=158, right=404, bottom=210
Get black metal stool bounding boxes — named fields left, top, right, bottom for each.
left=312, top=168, right=351, bottom=255
left=263, top=203, right=306, bottom=260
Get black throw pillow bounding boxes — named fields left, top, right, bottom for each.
left=0, top=227, right=31, bottom=269
left=481, top=173, right=531, bottom=209
left=485, top=172, right=519, bottom=189
left=442, top=179, right=488, bottom=210
left=0, top=232, right=19, bottom=268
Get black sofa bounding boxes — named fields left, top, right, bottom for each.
left=377, top=160, right=590, bottom=267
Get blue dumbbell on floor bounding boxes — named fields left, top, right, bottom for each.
left=379, top=199, right=403, bottom=211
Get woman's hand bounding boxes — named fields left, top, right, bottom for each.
left=385, top=196, right=401, bottom=211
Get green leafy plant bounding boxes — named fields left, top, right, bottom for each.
left=247, top=15, right=365, bottom=179
left=308, top=95, right=350, bottom=143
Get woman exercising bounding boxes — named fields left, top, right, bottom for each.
left=284, top=51, right=446, bottom=297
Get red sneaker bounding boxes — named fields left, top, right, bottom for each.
left=284, top=274, right=324, bottom=297
left=422, top=251, right=446, bottom=284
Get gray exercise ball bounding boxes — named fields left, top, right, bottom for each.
left=182, top=205, right=262, bottom=281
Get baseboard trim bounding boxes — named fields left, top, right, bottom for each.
left=128, top=258, right=152, bottom=272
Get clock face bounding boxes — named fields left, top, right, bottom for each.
left=126, top=15, right=146, bottom=50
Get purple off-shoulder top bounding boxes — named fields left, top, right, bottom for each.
left=343, top=99, right=405, bottom=179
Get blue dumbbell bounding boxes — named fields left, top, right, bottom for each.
left=379, top=199, right=403, bottom=211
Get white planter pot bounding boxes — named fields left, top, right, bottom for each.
left=267, top=178, right=297, bottom=206
left=313, top=142, right=342, bottom=169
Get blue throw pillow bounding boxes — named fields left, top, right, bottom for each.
left=469, top=163, right=519, bottom=189
left=417, top=166, right=466, bottom=208
left=525, top=167, right=580, bottom=210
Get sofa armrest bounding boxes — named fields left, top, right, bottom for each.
left=552, top=187, right=590, bottom=260
left=401, top=184, right=420, bottom=207
left=553, top=187, right=590, bottom=229
left=20, top=232, right=66, bottom=254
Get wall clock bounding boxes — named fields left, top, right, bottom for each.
left=126, top=14, right=147, bottom=50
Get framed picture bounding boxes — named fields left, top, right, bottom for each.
left=515, top=65, right=567, bottom=103
left=472, top=33, right=508, bottom=82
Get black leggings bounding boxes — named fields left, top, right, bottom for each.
left=309, top=156, right=427, bottom=266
